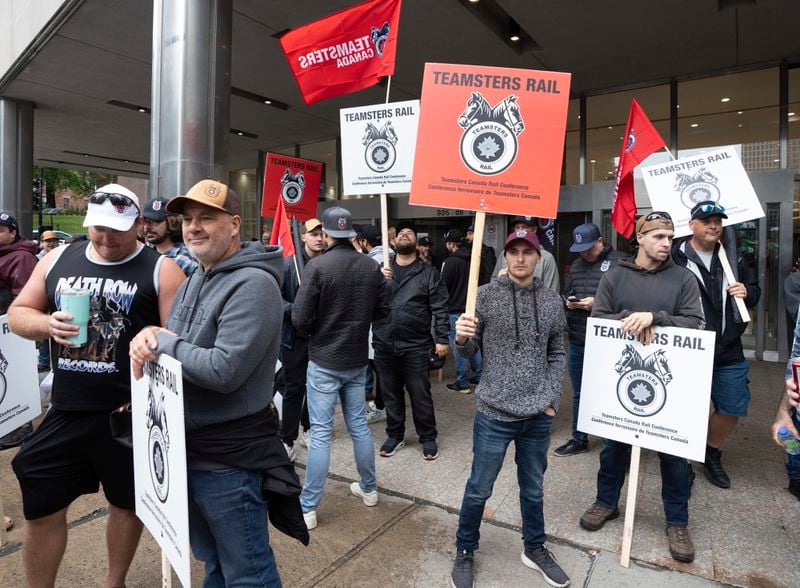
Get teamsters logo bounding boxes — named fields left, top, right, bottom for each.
left=280, top=169, right=306, bottom=205
left=146, top=387, right=170, bottom=503
left=457, top=92, right=525, bottom=175
left=370, top=22, right=390, bottom=57
left=614, top=344, right=673, bottom=417
left=673, top=167, right=720, bottom=209
left=362, top=121, right=398, bottom=172
left=0, top=348, right=8, bottom=406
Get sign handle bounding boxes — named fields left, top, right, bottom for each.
left=620, top=445, right=641, bottom=568
left=464, top=212, right=486, bottom=316
left=717, top=250, right=750, bottom=323
left=0, top=490, right=7, bottom=547
left=161, top=551, right=172, bottom=587
left=379, top=76, right=393, bottom=269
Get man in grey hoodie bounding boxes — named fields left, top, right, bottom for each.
left=130, top=179, right=286, bottom=586
left=579, top=211, right=704, bottom=565
left=450, top=228, right=569, bottom=588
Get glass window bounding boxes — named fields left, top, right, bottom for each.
left=789, top=67, right=800, bottom=266
left=587, top=85, right=670, bottom=183
left=299, top=139, right=338, bottom=201
left=678, top=68, right=779, bottom=171
left=564, top=98, right=579, bottom=185
left=229, top=169, right=259, bottom=240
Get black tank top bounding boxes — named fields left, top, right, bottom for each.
left=45, top=241, right=162, bottom=411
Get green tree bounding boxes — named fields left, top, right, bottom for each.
left=33, top=166, right=116, bottom=208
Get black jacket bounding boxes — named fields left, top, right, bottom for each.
left=672, top=240, right=759, bottom=366
left=441, top=246, right=471, bottom=313
left=466, top=243, right=497, bottom=286
left=564, top=245, right=627, bottom=344
left=292, top=241, right=391, bottom=370
left=280, top=248, right=310, bottom=350
left=373, top=257, right=450, bottom=354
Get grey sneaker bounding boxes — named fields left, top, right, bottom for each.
left=522, top=545, right=570, bottom=587
left=450, top=549, right=475, bottom=588
left=366, top=406, right=387, bottom=424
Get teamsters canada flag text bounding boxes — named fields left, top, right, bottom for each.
left=279, top=0, right=402, bottom=105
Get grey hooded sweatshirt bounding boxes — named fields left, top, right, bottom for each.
left=156, top=241, right=283, bottom=433
left=457, top=274, right=566, bottom=421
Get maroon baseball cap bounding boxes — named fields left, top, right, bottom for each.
left=503, top=228, right=540, bottom=253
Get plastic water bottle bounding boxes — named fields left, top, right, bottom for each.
left=778, top=427, right=800, bottom=455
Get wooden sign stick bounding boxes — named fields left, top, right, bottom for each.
left=619, top=445, right=642, bottom=567
left=464, top=212, right=486, bottom=316
left=161, top=551, right=172, bottom=587
left=380, top=76, right=392, bottom=269
left=0, top=489, right=7, bottom=547
left=717, top=252, right=750, bottom=322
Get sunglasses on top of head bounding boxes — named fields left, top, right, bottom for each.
left=88, top=192, right=139, bottom=211
left=695, top=203, right=726, bottom=215
left=645, top=211, right=672, bottom=222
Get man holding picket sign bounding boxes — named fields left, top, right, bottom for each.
left=672, top=201, right=759, bottom=489
left=579, top=211, right=705, bottom=563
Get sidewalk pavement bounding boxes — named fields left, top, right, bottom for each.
left=0, top=358, right=795, bottom=587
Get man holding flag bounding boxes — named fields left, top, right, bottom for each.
left=279, top=0, right=402, bottom=105
left=611, top=100, right=667, bottom=238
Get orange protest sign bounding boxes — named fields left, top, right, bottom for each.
left=410, top=63, right=571, bottom=218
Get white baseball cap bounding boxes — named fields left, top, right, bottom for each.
left=82, top=184, right=140, bottom=231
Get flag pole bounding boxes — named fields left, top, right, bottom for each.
left=290, top=216, right=303, bottom=285
left=380, top=76, right=393, bottom=268
left=662, top=148, right=749, bottom=321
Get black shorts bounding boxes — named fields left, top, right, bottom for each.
left=11, top=407, right=135, bottom=520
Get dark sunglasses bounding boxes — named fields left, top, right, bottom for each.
left=694, top=202, right=726, bottom=215
left=645, top=211, right=672, bottom=221
left=89, top=192, right=139, bottom=211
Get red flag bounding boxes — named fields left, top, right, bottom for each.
left=269, top=197, right=296, bottom=258
left=279, top=0, right=402, bottom=105
left=611, top=100, right=667, bottom=238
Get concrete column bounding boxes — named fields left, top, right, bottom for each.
left=149, top=0, right=232, bottom=200
left=0, top=99, right=33, bottom=238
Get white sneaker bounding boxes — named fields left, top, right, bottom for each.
left=283, top=442, right=296, bottom=463
left=299, top=429, right=310, bottom=448
left=350, top=481, right=379, bottom=507
left=366, top=406, right=387, bottom=424
left=303, top=510, right=317, bottom=530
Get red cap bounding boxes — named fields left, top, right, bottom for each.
left=503, top=229, right=540, bottom=253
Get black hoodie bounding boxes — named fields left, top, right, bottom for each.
left=441, top=246, right=471, bottom=314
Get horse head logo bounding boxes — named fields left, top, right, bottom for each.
left=615, top=344, right=641, bottom=374
left=362, top=122, right=380, bottom=146
left=370, top=22, right=390, bottom=57
left=615, top=343, right=672, bottom=417
left=457, top=92, right=525, bottom=175
left=280, top=169, right=306, bottom=205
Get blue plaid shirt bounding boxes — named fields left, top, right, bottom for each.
left=165, top=242, right=198, bottom=277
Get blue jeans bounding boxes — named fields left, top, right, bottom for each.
left=456, top=411, right=553, bottom=552
left=449, top=313, right=482, bottom=387
left=188, top=468, right=282, bottom=587
left=302, top=361, right=376, bottom=512
left=787, top=408, right=800, bottom=480
left=596, top=439, right=690, bottom=526
left=567, top=342, right=588, bottom=444
left=38, top=340, right=49, bottom=367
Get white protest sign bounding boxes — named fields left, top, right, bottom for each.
left=340, top=99, right=419, bottom=195
left=641, top=146, right=764, bottom=237
left=0, top=315, right=41, bottom=438
left=132, top=355, right=190, bottom=588
left=578, top=318, right=715, bottom=461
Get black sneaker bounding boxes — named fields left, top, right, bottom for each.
left=521, top=545, right=570, bottom=587
left=0, top=423, right=33, bottom=450
left=379, top=437, right=405, bottom=457
left=422, top=440, right=439, bottom=461
left=450, top=549, right=474, bottom=588
left=554, top=439, right=588, bottom=457
left=469, top=377, right=480, bottom=385
left=789, top=479, right=800, bottom=500
left=704, top=447, right=730, bottom=489
left=446, top=383, right=472, bottom=394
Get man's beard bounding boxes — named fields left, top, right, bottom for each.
left=146, top=233, right=168, bottom=246
left=395, top=241, right=417, bottom=255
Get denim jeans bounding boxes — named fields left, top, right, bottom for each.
left=188, top=468, right=282, bottom=587
left=374, top=348, right=437, bottom=443
left=567, top=342, right=588, bottom=444
left=596, top=439, right=690, bottom=526
left=449, top=313, right=482, bottom=387
left=301, top=361, right=376, bottom=512
left=38, top=340, right=49, bottom=367
left=786, top=408, right=800, bottom=480
left=456, top=411, right=553, bottom=552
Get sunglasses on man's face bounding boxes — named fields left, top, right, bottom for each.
left=645, top=211, right=672, bottom=222
left=88, top=192, right=139, bottom=212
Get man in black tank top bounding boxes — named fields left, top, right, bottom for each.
left=8, top=184, right=185, bottom=588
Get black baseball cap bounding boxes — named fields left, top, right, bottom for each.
left=418, top=236, right=432, bottom=246
left=396, top=220, right=417, bottom=235
left=690, top=200, right=728, bottom=220
left=510, top=215, right=537, bottom=228
left=142, top=197, right=169, bottom=221
left=0, top=211, right=19, bottom=235
left=361, top=225, right=381, bottom=246
left=444, top=229, right=465, bottom=245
